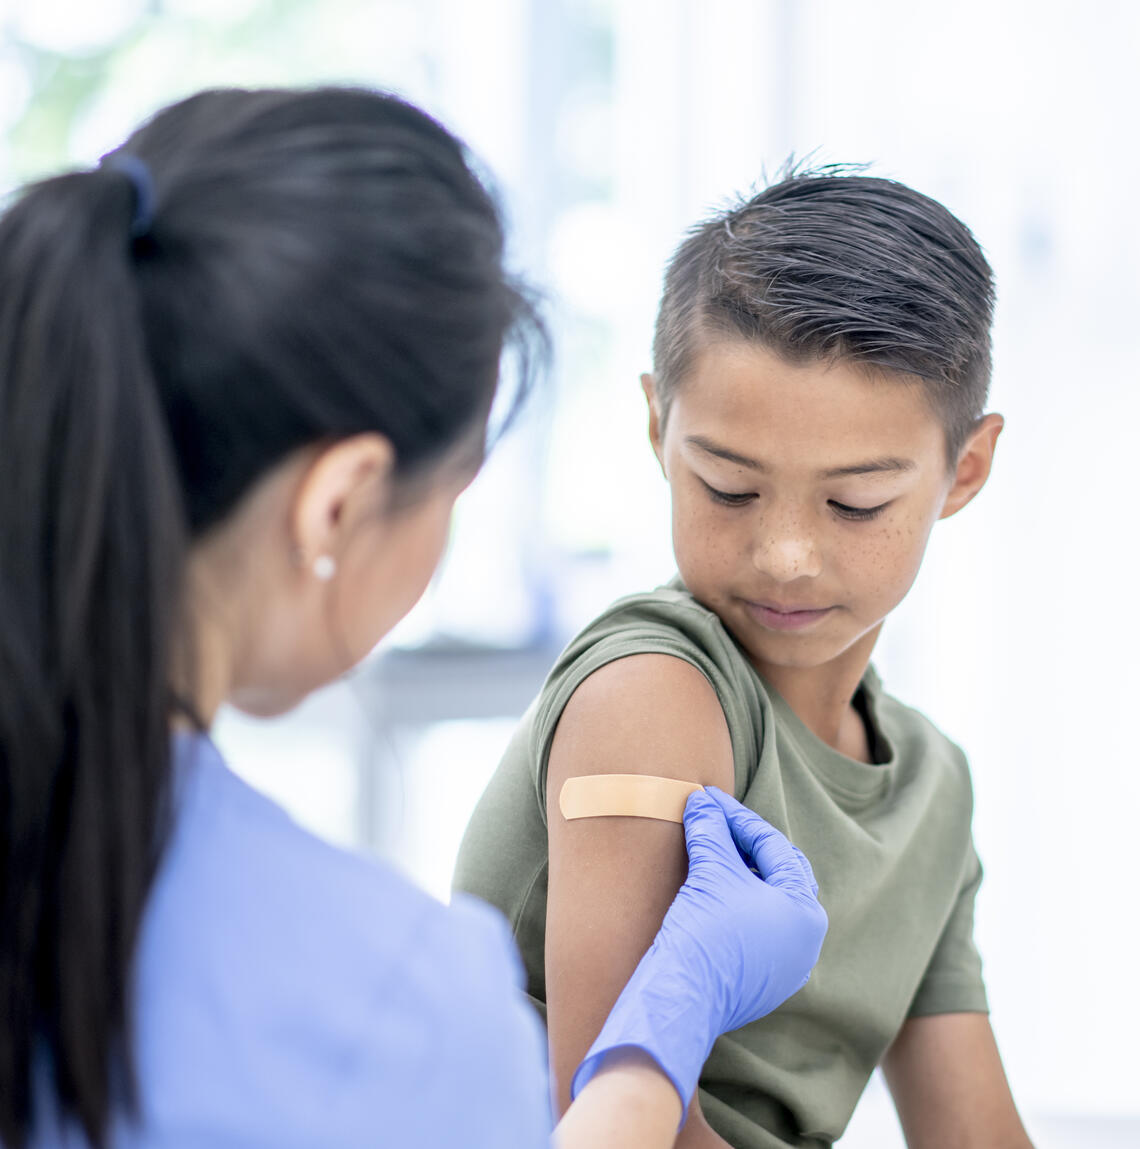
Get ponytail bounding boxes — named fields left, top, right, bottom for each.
left=0, top=166, right=189, bottom=1146
left=0, top=84, right=542, bottom=1147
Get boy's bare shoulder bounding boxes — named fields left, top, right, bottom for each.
left=550, top=653, right=734, bottom=792
left=532, top=581, right=765, bottom=807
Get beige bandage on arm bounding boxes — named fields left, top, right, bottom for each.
left=558, top=774, right=704, bottom=824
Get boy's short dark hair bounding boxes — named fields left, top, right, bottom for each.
left=652, top=167, right=995, bottom=458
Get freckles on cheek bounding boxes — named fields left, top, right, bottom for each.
left=672, top=499, right=701, bottom=549
left=673, top=504, right=726, bottom=581
left=860, top=521, right=925, bottom=596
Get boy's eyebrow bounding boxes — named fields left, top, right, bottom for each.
left=684, top=435, right=917, bottom=478
left=823, top=458, right=917, bottom=478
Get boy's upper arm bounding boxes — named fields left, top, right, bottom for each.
left=882, top=1013, right=1033, bottom=1148
left=544, top=653, right=735, bottom=1120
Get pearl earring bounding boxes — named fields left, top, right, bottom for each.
left=312, top=555, right=337, bottom=582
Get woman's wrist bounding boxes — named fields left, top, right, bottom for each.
left=556, top=1047, right=683, bottom=1147
left=570, top=945, right=712, bottom=1118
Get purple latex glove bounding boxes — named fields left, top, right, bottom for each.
left=570, top=787, right=827, bottom=1121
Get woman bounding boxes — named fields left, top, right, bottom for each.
left=0, top=87, right=826, bottom=1148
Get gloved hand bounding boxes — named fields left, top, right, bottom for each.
left=570, top=786, right=827, bottom=1121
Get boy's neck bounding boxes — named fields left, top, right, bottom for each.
left=755, top=625, right=881, bottom=762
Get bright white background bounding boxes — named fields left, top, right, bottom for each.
left=2, top=1, right=1137, bottom=1144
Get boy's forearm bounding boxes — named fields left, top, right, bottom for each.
left=883, top=1013, right=1034, bottom=1149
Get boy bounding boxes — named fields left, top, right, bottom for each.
left=453, top=171, right=1032, bottom=1148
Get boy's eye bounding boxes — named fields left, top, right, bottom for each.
left=830, top=500, right=889, bottom=522
left=701, top=481, right=755, bottom=507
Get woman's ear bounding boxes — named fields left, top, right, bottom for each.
left=939, top=413, right=1004, bottom=520
left=641, top=373, right=667, bottom=475
left=290, top=433, right=396, bottom=574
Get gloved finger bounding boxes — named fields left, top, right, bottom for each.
left=681, top=788, right=740, bottom=870
left=706, top=787, right=818, bottom=895
left=704, top=787, right=818, bottom=896
left=697, top=787, right=795, bottom=883
left=788, top=843, right=820, bottom=898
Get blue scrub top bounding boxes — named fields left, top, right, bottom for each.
left=32, top=733, right=552, bottom=1148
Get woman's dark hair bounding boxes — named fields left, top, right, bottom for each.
left=0, top=86, right=540, bottom=1147
left=652, top=166, right=995, bottom=458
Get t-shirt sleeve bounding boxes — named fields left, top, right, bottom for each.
left=906, top=839, right=990, bottom=1017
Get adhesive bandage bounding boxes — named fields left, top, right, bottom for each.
left=558, top=774, right=704, bottom=824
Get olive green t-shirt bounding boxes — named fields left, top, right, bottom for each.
left=453, top=582, right=988, bottom=1148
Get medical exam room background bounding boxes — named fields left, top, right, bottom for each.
left=1, top=0, right=1136, bottom=1144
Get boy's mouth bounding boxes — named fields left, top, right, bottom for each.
left=743, top=600, right=834, bottom=632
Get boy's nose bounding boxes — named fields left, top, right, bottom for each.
left=752, top=532, right=823, bottom=582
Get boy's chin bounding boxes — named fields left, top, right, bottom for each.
left=736, top=624, right=881, bottom=677
left=748, top=642, right=842, bottom=674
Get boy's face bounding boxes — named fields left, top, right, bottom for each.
left=645, top=339, right=1001, bottom=681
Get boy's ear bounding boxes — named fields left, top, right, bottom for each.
left=641, top=373, right=667, bottom=474
left=939, top=413, right=1004, bottom=520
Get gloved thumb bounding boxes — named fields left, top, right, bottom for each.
left=682, top=788, right=738, bottom=869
